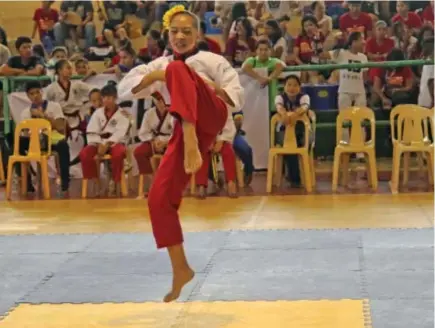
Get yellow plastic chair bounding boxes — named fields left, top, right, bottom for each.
left=389, top=105, right=434, bottom=193
left=267, top=113, right=314, bottom=193
left=81, top=153, right=128, bottom=198
left=6, top=119, right=52, bottom=200
left=332, top=107, right=378, bottom=192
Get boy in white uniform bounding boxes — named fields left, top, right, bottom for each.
left=79, top=83, right=130, bottom=188
left=418, top=37, right=434, bottom=109
left=20, top=81, right=70, bottom=194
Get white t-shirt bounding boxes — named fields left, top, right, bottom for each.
left=20, top=101, right=65, bottom=123
left=264, top=1, right=291, bottom=19
left=329, top=49, right=368, bottom=95
left=273, top=37, right=288, bottom=62
left=418, top=64, right=434, bottom=108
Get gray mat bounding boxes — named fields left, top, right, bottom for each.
left=0, top=228, right=433, bottom=328
left=370, top=299, right=434, bottom=328
left=190, top=270, right=362, bottom=301
left=0, top=235, right=98, bottom=254
left=22, top=273, right=204, bottom=303
left=209, top=248, right=360, bottom=273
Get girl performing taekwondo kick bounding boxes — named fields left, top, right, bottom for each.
left=118, top=6, right=244, bottom=303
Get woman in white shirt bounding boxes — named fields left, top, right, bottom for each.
left=264, top=19, right=287, bottom=62
left=392, top=21, right=418, bottom=59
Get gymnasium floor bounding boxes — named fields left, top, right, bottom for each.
left=0, top=191, right=433, bottom=328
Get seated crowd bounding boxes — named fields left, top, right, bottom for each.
left=0, top=0, right=433, bottom=198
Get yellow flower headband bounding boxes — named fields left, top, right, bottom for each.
left=162, top=5, right=186, bottom=30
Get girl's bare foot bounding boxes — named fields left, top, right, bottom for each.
left=163, top=267, right=195, bottom=303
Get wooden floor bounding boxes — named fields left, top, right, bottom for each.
left=0, top=193, right=433, bottom=235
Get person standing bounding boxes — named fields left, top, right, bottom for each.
left=118, top=6, right=244, bottom=303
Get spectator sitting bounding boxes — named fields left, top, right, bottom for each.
left=265, top=19, right=287, bottom=61
left=138, top=30, right=165, bottom=62
left=241, top=39, right=285, bottom=88
left=277, top=15, right=293, bottom=62
left=104, top=47, right=141, bottom=80
left=74, top=57, right=96, bottom=81
left=421, top=1, right=434, bottom=27
left=198, top=21, right=221, bottom=54
left=0, top=41, right=10, bottom=67
left=20, top=81, right=70, bottom=195
left=0, top=25, right=7, bottom=47
left=371, top=48, right=415, bottom=110
left=232, top=110, right=254, bottom=186
left=54, top=0, right=96, bottom=51
left=392, top=21, right=418, bottom=59
left=339, top=0, right=373, bottom=40
left=45, top=59, right=91, bottom=133
left=293, top=15, right=326, bottom=83
left=418, top=37, right=434, bottom=109
left=392, top=1, right=422, bottom=35
left=32, top=1, right=58, bottom=54
left=311, top=1, right=333, bottom=37
left=0, top=37, right=45, bottom=77
left=100, top=0, right=129, bottom=49
left=32, top=44, right=47, bottom=62
left=226, top=2, right=258, bottom=42
left=274, top=75, right=311, bottom=188
left=414, top=26, right=435, bottom=60
left=46, top=46, right=68, bottom=76
left=225, top=17, right=256, bottom=68
left=365, top=20, right=394, bottom=62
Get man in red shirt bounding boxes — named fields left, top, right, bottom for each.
left=421, top=1, right=434, bottom=27
left=365, top=20, right=394, bottom=61
left=392, top=1, right=422, bottom=34
left=31, top=1, right=58, bottom=42
left=339, top=1, right=373, bottom=39
left=199, top=21, right=221, bottom=54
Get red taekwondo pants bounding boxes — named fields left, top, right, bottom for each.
left=80, top=144, right=126, bottom=183
left=195, top=142, right=237, bottom=186
left=147, top=60, right=228, bottom=249
left=134, top=141, right=154, bottom=175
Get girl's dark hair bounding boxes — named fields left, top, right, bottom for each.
left=345, top=31, right=362, bottom=49
left=265, top=20, right=282, bottom=45
left=197, top=40, right=209, bottom=51
left=148, top=29, right=161, bottom=41
left=101, top=83, right=117, bottom=97
left=386, top=48, right=405, bottom=72
left=54, top=59, right=69, bottom=75
left=235, top=17, right=253, bottom=39
left=89, top=88, right=100, bottom=97
left=284, top=74, right=302, bottom=86
left=120, top=45, right=136, bottom=57
left=25, top=81, right=42, bottom=93
left=392, top=21, right=404, bottom=38
left=231, top=2, right=248, bottom=21
left=300, top=15, right=318, bottom=36
left=32, top=44, right=45, bottom=59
